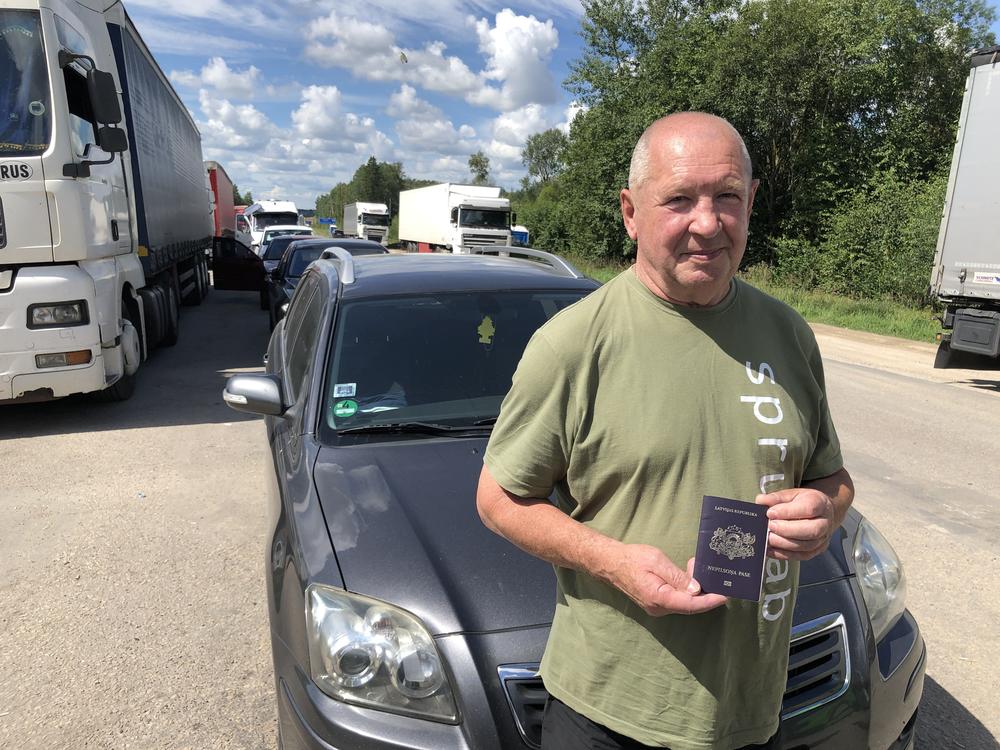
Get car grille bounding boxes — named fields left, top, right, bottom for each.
left=782, top=612, right=850, bottom=719
left=499, top=613, right=850, bottom=748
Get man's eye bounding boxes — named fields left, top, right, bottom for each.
left=665, top=196, right=688, bottom=206
left=718, top=192, right=741, bottom=201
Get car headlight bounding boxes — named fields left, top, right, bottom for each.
left=853, top=519, right=907, bottom=642
left=305, top=585, right=458, bottom=723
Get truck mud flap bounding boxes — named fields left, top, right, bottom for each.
left=951, top=309, right=1000, bottom=358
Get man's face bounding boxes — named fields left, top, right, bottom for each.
left=621, top=127, right=758, bottom=306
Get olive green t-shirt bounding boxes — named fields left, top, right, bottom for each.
left=484, top=270, right=843, bottom=750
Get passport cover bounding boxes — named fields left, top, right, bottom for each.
left=693, top=495, right=769, bottom=601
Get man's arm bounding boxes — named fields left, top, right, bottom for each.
left=476, top=465, right=727, bottom=616
left=756, top=467, right=855, bottom=561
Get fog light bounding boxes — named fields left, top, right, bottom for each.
left=28, top=301, right=88, bottom=328
left=35, top=350, right=92, bottom=368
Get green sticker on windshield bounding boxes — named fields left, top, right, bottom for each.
left=333, top=399, right=358, bottom=418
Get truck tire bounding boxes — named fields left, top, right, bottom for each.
left=162, top=282, right=180, bottom=347
left=96, top=300, right=140, bottom=402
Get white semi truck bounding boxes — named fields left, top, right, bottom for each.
left=398, top=183, right=512, bottom=253
left=242, top=199, right=300, bottom=252
left=929, top=46, right=1000, bottom=368
left=0, top=0, right=211, bottom=403
left=343, top=201, right=389, bottom=245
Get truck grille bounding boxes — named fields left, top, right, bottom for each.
left=460, top=233, right=507, bottom=248
left=499, top=613, right=850, bottom=748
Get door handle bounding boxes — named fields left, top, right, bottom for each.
left=111, top=220, right=119, bottom=241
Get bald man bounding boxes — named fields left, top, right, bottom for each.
left=477, top=112, right=853, bottom=750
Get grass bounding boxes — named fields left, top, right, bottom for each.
left=560, top=252, right=940, bottom=343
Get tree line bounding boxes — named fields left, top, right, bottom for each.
left=515, top=0, right=995, bottom=305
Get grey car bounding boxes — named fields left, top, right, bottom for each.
left=224, top=248, right=924, bottom=750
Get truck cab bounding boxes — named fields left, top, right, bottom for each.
left=242, top=200, right=300, bottom=252
left=1, top=1, right=211, bottom=403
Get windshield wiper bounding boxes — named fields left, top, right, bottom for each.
left=337, top=420, right=490, bottom=435
left=472, top=416, right=498, bottom=426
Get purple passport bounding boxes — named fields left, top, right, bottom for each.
left=693, top=495, right=769, bottom=601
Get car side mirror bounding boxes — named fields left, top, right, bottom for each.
left=87, top=68, right=122, bottom=125
left=96, top=126, right=128, bottom=153
left=223, top=374, right=285, bottom=416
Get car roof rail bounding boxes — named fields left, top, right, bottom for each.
left=467, top=246, right=585, bottom=279
left=319, top=247, right=356, bottom=284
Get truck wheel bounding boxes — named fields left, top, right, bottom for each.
left=162, top=283, right=180, bottom=347
left=933, top=340, right=953, bottom=369
left=96, top=301, right=140, bottom=402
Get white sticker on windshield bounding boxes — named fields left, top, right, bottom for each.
left=333, top=382, right=357, bottom=397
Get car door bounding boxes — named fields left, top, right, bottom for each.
left=212, top=237, right=265, bottom=291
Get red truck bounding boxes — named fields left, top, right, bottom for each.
left=206, top=161, right=236, bottom=240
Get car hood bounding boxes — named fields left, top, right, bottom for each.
left=314, top=438, right=855, bottom=636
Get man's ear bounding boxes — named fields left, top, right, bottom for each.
left=747, top=179, right=760, bottom=216
left=621, top=188, right=638, bottom=240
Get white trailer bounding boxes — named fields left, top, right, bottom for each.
left=398, top=183, right=511, bottom=253
left=0, top=0, right=212, bottom=403
left=343, top=202, right=389, bottom=245
left=929, top=45, right=1000, bottom=368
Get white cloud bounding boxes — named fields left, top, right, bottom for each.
left=467, top=10, right=560, bottom=109
left=305, top=9, right=559, bottom=110
left=171, top=58, right=300, bottom=102
left=386, top=85, right=478, bottom=154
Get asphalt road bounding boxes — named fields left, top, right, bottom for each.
left=0, top=291, right=998, bottom=749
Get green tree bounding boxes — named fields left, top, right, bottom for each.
left=468, top=151, right=491, bottom=185
left=522, top=128, right=569, bottom=184
left=232, top=184, right=252, bottom=205
left=560, top=0, right=995, bottom=265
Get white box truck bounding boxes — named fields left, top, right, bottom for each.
left=0, top=0, right=212, bottom=403
left=929, top=46, right=1000, bottom=368
left=398, top=183, right=512, bottom=253
left=343, top=202, right=389, bottom=245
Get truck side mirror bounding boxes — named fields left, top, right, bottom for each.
left=87, top=69, right=123, bottom=125
left=511, top=212, right=517, bottom=226
left=450, top=208, right=458, bottom=224
left=97, top=126, right=128, bottom=153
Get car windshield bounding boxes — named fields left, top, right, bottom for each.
left=264, top=228, right=308, bottom=243
left=0, top=11, right=52, bottom=157
left=263, top=235, right=307, bottom=260
left=286, top=246, right=325, bottom=277
left=361, top=213, right=390, bottom=226
left=460, top=209, right=509, bottom=230
left=322, top=290, right=587, bottom=436
left=254, top=213, right=299, bottom=229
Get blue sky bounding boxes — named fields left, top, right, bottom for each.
left=127, top=1, right=1000, bottom=210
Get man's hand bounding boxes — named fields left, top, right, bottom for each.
left=756, top=488, right=837, bottom=561
left=607, top=544, right=728, bottom=616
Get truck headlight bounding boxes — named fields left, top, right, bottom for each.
left=28, top=301, right=89, bottom=328
left=853, top=519, right=907, bottom=642
left=305, top=585, right=458, bottom=723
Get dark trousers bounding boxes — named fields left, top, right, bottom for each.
left=541, top=696, right=782, bottom=750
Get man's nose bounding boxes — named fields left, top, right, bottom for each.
left=688, top=198, right=722, bottom=238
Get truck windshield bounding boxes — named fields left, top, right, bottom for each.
left=0, top=11, right=52, bottom=157
left=460, top=209, right=510, bottom=230
left=361, top=213, right=390, bottom=226
left=254, top=213, right=299, bottom=229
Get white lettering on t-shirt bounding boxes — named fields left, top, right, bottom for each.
left=740, top=395, right=783, bottom=425
left=743, top=362, right=793, bottom=625
left=745, top=361, right=776, bottom=385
